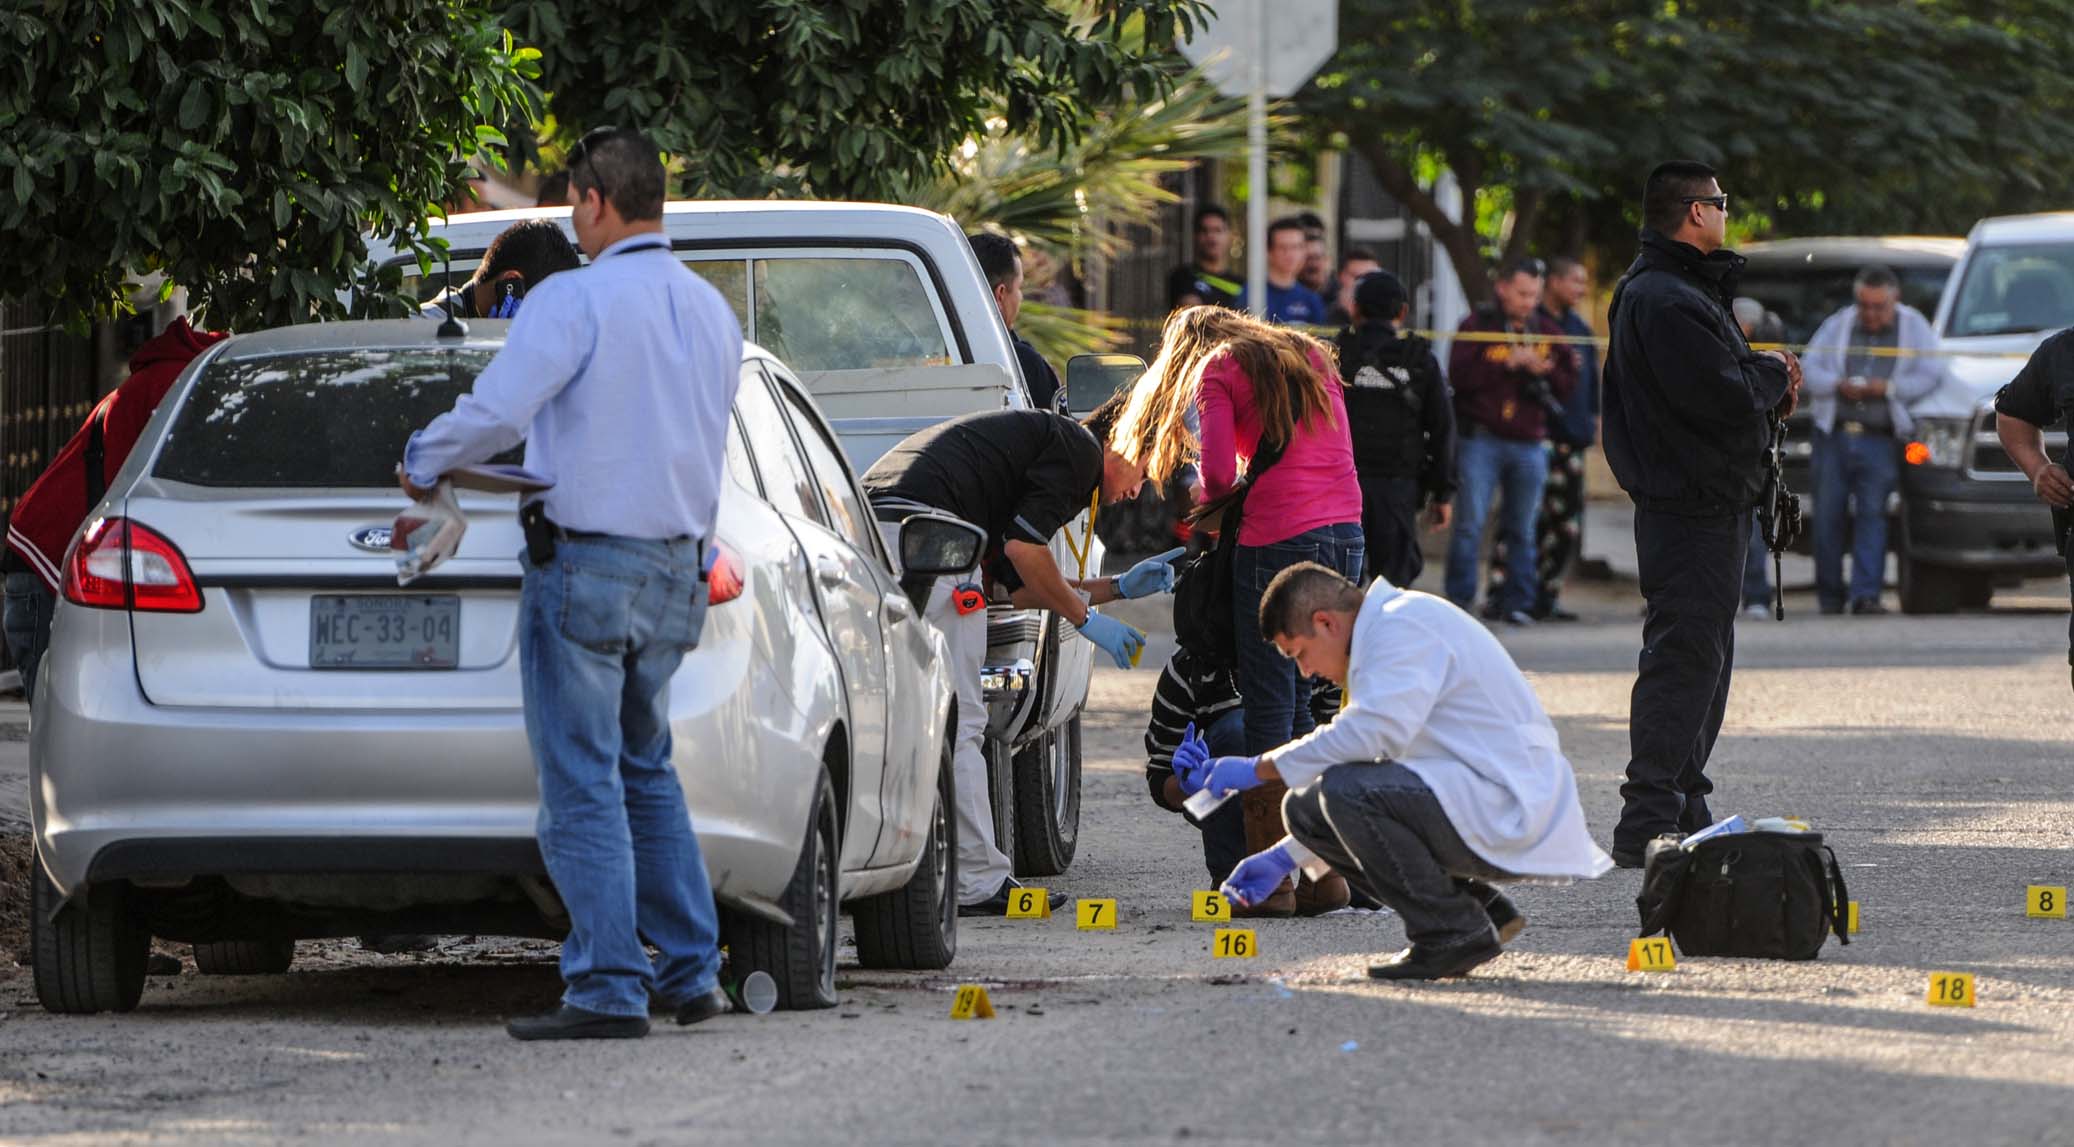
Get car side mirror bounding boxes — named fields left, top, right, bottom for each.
left=1065, top=353, right=1148, bottom=418
left=897, top=512, right=986, bottom=608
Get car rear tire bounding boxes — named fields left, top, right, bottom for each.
left=724, top=768, right=839, bottom=1010
left=1011, top=714, right=1081, bottom=877
left=851, top=728, right=958, bottom=970
left=192, top=939, right=296, bottom=975
left=31, top=863, right=149, bottom=1015
left=1899, top=552, right=1965, bottom=614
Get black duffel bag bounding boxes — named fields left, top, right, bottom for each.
left=1636, top=831, right=1850, bottom=960
left=1172, top=440, right=1286, bottom=667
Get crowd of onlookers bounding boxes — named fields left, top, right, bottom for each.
left=1158, top=203, right=1932, bottom=624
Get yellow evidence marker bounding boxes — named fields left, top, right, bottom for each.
left=1077, top=899, right=1118, bottom=930
left=1191, top=891, right=1231, bottom=923
left=1212, top=929, right=1256, bottom=958
left=1627, top=937, right=1676, bottom=972
left=1926, top=972, right=1976, bottom=1008
left=2026, top=885, right=2066, bottom=919
left=1005, top=887, right=1052, bottom=919
left=949, top=984, right=996, bottom=1020
left=1847, top=900, right=1860, bottom=934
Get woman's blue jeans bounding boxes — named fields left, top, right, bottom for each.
left=1232, top=522, right=1366, bottom=756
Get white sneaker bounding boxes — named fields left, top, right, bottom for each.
left=1742, top=603, right=1771, bottom=620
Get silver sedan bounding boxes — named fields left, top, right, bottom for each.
left=29, top=320, right=980, bottom=1013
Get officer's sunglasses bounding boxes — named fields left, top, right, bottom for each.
left=568, top=126, right=618, bottom=207
left=1683, top=194, right=1730, bottom=212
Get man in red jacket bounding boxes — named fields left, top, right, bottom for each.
left=4, top=317, right=227, bottom=699
left=1442, top=259, right=1577, bottom=626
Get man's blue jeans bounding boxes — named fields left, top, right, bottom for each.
left=1233, top=522, right=1366, bottom=755
left=1194, top=708, right=1250, bottom=885
left=519, top=535, right=721, bottom=1017
left=1446, top=434, right=1548, bottom=615
left=1812, top=429, right=1899, bottom=609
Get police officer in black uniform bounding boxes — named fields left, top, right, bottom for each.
left=1602, top=161, right=1802, bottom=867
left=1334, top=270, right=1456, bottom=586
left=1994, top=329, right=2074, bottom=688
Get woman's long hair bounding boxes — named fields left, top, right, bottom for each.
left=1110, top=305, right=1339, bottom=486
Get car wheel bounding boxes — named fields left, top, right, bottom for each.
left=1898, top=552, right=1962, bottom=614
left=192, top=939, right=296, bottom=975
left=1011, top=714, right=1081, bottom=877
left=851, top=727, right=958, bottom=970
left=985, top=734, right=1017, bottom=879
left=724, top=768, right=839, bottom=1010
left=31, top=862, right=149, bottom=1015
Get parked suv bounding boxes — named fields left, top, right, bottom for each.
left=1896, top=213, right=2073, bottom=612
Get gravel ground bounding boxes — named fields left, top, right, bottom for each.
left=3, top=579, right=2073, bottom=1145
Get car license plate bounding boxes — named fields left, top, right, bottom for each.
left=309, top=595, right=460, bottom=670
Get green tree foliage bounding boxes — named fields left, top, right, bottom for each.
left=498, top=0, right=1206, bottom=199
left=0, top=1, right=538, bottom=328
left=1304, top=1, right=2074, bottom=300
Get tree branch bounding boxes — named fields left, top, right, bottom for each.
left=1502, top=187, right=1547, bottom=266
left=1353, top=138, right=1493, bottom=306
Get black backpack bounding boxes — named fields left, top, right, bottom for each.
left=1636, top=832, right=1850, bottom=960
left=1172, top=441, right=1285, bottom=667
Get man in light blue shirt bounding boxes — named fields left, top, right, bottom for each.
left=402, top=127, right=743, bottom=1041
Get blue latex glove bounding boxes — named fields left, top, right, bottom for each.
left=1117, top=546, right=1187, bottom=599
left=1170, top=723, right=1210, bottom=796
left=1077, top=611, right=1146, bottom=669
left=1222, top=843, right=1298, bottom=908
left=1203, top=754, right=1263, bottom=797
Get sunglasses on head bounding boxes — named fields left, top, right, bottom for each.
left=568, top=126, right=621, bottom=205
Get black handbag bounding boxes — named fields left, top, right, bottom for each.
left=1636, top=831, right=1850, bottom=960
left=1172, top=441, right=1286, bottom=668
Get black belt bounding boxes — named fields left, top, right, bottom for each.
left=520, top=503, right=694, bottom=565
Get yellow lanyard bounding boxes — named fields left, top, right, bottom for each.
left=1061, top=491, right=1099, bottom=579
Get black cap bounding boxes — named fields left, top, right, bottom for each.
left=1353, top=270, right=1407, bottom=321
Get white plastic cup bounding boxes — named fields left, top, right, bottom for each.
left=732, top=970, right=778, bottom=1015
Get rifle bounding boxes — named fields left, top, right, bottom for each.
left=1757, top=412, right=1804, bottom=620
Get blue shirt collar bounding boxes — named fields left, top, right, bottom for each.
left=598, top=232, right=671, bottom=259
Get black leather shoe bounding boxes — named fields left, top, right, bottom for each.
left=506, top=1004, right=649, bottom=1041
left=958, top=879, right=1064, bottom=918
left=674, top=987, right=731, bottom=1026
left=1849, top=598, right=1888, bottom=616
left=1366, top=934, right=1504, bottom=981
left=1482, top=892, right=1526, bottom=944
left=1609, top=846, right=1646, bottom=869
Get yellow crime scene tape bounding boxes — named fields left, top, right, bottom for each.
left=1119, top=315, right=2036, bottom=359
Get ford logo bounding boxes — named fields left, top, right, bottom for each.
left=349, top=525, right=394, bottom=553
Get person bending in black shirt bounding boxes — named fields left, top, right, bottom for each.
left=863, top=402, right=1180, bottom=914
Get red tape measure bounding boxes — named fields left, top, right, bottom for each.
left=952, top=583, right=986, bottom=616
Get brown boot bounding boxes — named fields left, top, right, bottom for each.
left=1294, top=871, right=1351, bottom=916
left=1231, top=783, right=1296, bottom=918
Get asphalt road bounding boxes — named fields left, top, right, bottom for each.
left=4, top=579, right=2074, bottom=1145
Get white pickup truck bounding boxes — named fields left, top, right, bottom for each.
left=361, top=202, right=1103, bottom=875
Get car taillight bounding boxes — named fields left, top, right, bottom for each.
left=706, top=542, right=744, bottom=606
left=62, top=518, right=203, bottom=613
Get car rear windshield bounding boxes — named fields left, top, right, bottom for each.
left=154, top=349, right=517, bottom=487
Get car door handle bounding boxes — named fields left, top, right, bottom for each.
left=883, top=594, right=913, bottom=623
left=814, top=555, right=846, bottom=589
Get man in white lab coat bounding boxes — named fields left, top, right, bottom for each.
left=1173, top=562, right=1612, bottom=979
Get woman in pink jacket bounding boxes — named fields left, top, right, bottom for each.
left=1115, top=307, right=1364, bottom=915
